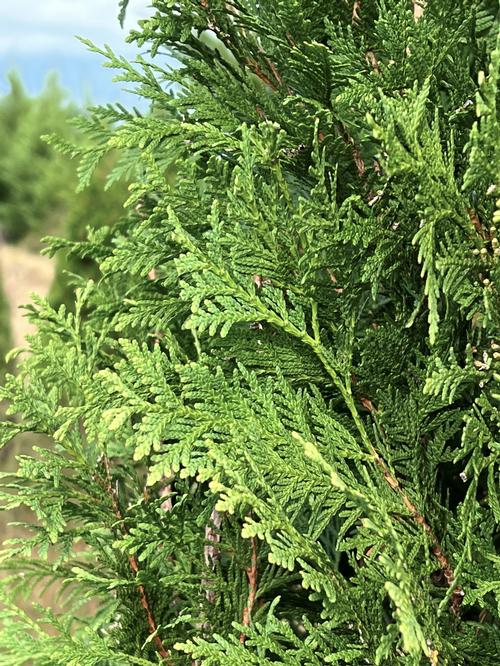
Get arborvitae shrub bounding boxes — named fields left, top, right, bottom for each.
left=0, top=1, right=499, bottom=664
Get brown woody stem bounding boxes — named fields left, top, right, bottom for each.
left=240, top=537, right=258, bottom=643
left=309, top=341, right=462, bottom=614
left=338, top=123, right=366, bottom=177
left=101, top=456, right=171, bottom=662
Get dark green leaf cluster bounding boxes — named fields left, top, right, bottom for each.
left=1, top=1, right=499, bottom=664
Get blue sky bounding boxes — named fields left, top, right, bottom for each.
left=0, top=0, right=163, bottom=105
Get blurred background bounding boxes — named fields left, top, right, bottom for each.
left=0, top=0, right=153, bottom=605
left=0, top=1, right=152, bottom=364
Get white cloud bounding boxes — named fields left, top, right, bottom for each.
left=0, top=0, right=152, bottom=55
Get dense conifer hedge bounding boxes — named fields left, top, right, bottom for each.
left=0, top=1, right=499, bottom=663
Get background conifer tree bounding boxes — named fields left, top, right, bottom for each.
left=0, top=1, right=499, bottom=664
left=0, top=73, right=77, bottom=244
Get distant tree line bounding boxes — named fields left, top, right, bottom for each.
left=0, top=72, right=78, bottom=244
left=0, top=72, right=128, bottom=309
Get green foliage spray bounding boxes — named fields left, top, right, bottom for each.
left=0, top=1, right=499, bottom=664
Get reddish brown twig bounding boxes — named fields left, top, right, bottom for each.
left=352, top=147, right=366, bottom=176
left=371, top=455, right=463, bottom=614
left=240, top=537, right=258, bottom=643
left=401, top=493, right=463, bottom=614
left=264, top=55, right=283, bottom=88
left=468, top=208, right=486, bottom=239
left=336, top=377, right=462, bottom=613
left=338, top=124, right=366, bottom=177
left=100, top=456, right=171, bottom=662
left=360, top=396, right=377, bottom=414
left=197, top=0, right=282, bottom=92
left=304, top=314, right=460, bottom=611
left=246, top=57, right=278, bottom=89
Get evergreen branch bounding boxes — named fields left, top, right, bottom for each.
left=293, top=326, right=463, bottom=612
left=198, top=0, right=281, bottom=91
left=337, top=123, right=366, bottom=177
left=100, top=455, right=171, bottom=663
left=239, top=535, right=258, bottom=644
left=147, top=266, right=176, bottom=516
left=2, top=1, right=498, bottom=662
left=203, top=508, right=222, bottom=605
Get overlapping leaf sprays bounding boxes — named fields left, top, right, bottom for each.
left=0, top=1, right=499, bottom=664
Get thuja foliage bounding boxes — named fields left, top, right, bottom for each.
left=47, top=158, right=129, bottom=310
left=1, top=1, right=500, bottom=663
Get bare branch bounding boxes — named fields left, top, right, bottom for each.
left=240, top=537, right=258, bottom=643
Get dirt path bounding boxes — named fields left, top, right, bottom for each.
left=0, top=243, right=55, bottom=473
left=0, top=244, right=56, bottom=610
left=0, top=243, right=55, bottom=348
